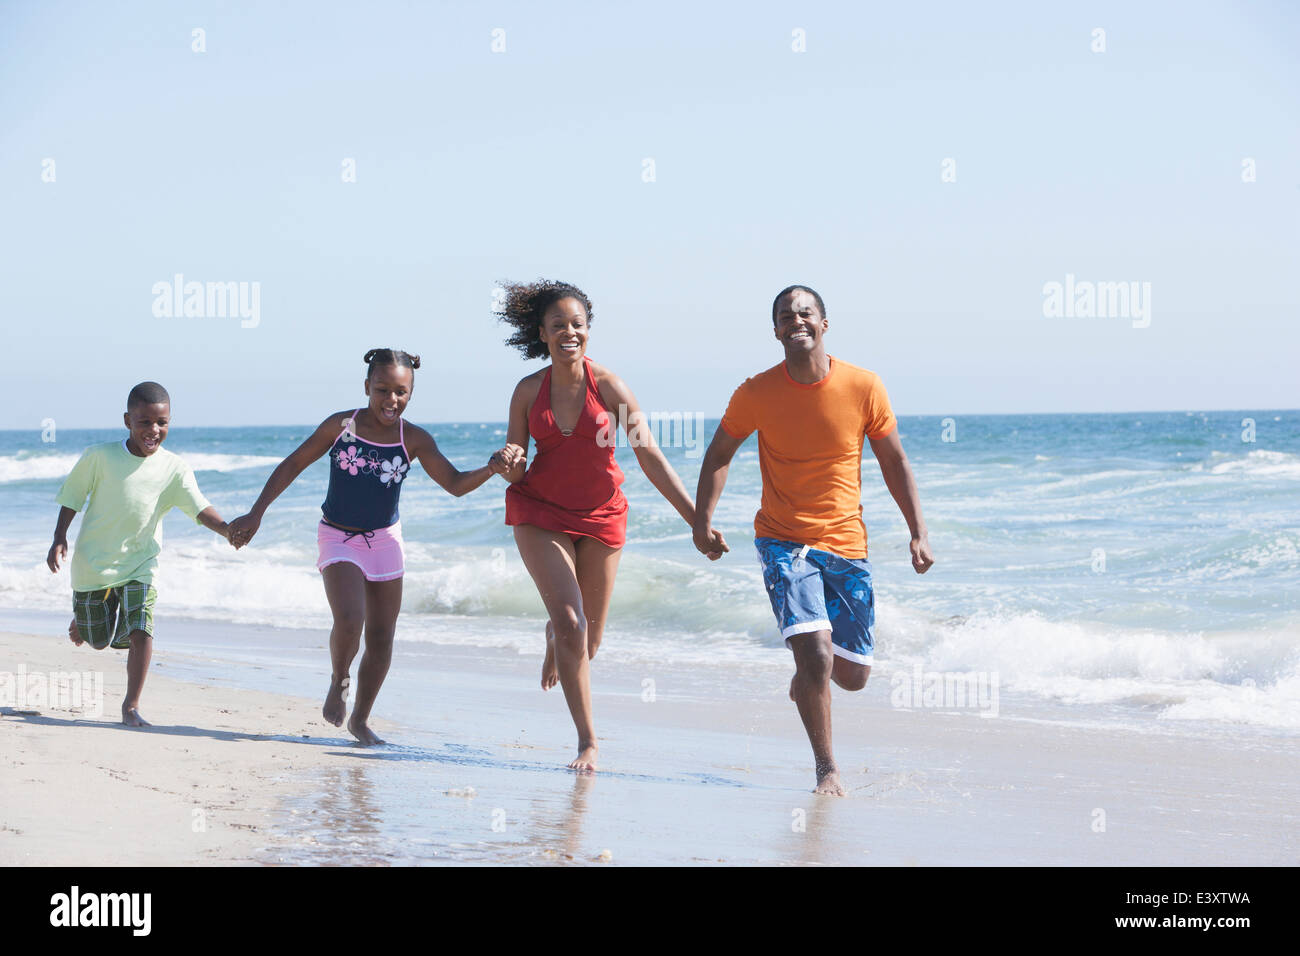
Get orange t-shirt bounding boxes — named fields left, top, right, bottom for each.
left=720, top=357, right=896, bottom=559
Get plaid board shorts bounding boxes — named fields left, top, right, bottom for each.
left=72, top=581, right=156, bottom=650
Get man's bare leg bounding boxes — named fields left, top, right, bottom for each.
left=122, top=629, right=152, bottom=727
left=788, top=630, right=845, bottom=795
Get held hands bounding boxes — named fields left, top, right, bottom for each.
left=47, top=538, right=68, bottom=573
left=489, top=443, right=526, bottom=475
left=692, top=522, right=729, bottom=562
left=910, top=534, right=935, bottom=574
left=226, top=514, right=260, bottom=549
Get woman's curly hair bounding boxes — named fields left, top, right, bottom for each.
left=496, top=279, right=594, bottom=360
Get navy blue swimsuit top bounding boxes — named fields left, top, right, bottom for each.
left=320, top=410, right=411, bottom=531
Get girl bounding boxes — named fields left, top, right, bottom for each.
left=493, top=280, right=723, bottom=772
left=228, top=349, right=505, bottom=745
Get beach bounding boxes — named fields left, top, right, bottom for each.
left=3, top=411, right=1298, bottom=865
left=3, top=618, right=1296, bottom=866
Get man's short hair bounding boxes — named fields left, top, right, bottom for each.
left=771, top=285, right=827, bottom=325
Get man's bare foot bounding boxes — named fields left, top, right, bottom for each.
left=322, top=675, right=348, bottom=727
left=121, top=705, right=151, bottom=728
left=68, top=620, right=83, bottom=646
left=814, top=767, right=847, bottom=796
left=541, top=621, right=559, bottom=691
left=347, top=714, right=385, bottom=746
left=568, top=744, right=598, bottom=773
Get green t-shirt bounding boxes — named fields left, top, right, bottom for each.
left=55, top=440, right=211, bottom=592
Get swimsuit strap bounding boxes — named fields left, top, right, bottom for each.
left=398, top=415, right=410, bottom=463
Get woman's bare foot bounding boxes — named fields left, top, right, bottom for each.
left=541, top=621, right=559, bottom=691
left=347, top=714, right=385, bottom=746
left=121, top=705, right=151, bottom=728
left=813, top=765, right=847, bottom=796
left=322, top=675, right=348, bottom=727
left=568, top=743, right=599, bottom=773
left=68, top=620, right=83, bottom=646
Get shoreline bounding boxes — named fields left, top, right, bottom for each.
left=3, top=622, right=1298, bottom=865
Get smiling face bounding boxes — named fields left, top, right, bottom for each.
left=122, top=402, right=170, bottom=457
left=773, top=288, right=828, bottom=357
left=363, top=364, right=414, bottom=426
left=537, top=297, right=589, bottom=362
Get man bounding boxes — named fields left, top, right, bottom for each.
left=693, top=285, right=934, bottom=795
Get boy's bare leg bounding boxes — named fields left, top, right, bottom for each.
left=68, top=619, right=83, bottom=645
left=788, top=630, right=846, bottom=795
left=321, top=562, right=366, bottom=728
left=122, top=629, right=152, bottom=727
left=348, top=576, right=402, bottom=746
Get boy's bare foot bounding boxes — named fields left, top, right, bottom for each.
left=322, top=675, right=347, bottom=727
left=68, top=620, right=83, bottom=646
left=347, top=714, right=385, bottom=746
left=814, top=766, right=847, bottom=796
left=121, top=705, right=151, bottom=728
left=541, top=621, right=559, bottom=691
left=568, top=744, right=598, bottom=773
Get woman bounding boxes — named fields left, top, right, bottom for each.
left=228, top=348, right=505, bottom=745
left=494, top=280, right=722, bottom=772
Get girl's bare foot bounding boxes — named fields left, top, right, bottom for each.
left=68, top=620, right=83, bottom=646
left=814, top=766, right=847, bottom=796
left=568, top=743, right=598, bottom=773
left=347, top=714, right=385, bottom=746
left=541, top=621, right=559, bottom=691
left=121, top=705, right=151, bottom=728
left=322, top=675, right=348, bottom=727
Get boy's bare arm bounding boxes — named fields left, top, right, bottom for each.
left=47, top=506, right=77, bottom=572
left=867, top=429, right=934, bottom=574
left=196, top=506, right=235, bottom=546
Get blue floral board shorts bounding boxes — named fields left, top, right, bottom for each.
left=754, top=537, right=875, bottom=665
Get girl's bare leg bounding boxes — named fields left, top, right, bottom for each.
left=321, top=562, right=366, bottom=728
left=348, top=575, right=402, bottom=746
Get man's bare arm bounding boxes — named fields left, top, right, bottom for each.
left=692, top=425, right=746, bottom=558
left=868, top=429, right=934, bottom=574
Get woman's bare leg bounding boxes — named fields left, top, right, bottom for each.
left=513, top=525, right=597, bottom=772
left=574, top=536, right=622, bottom=661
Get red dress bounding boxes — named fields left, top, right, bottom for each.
left=505, top=357, right=629, bottom=548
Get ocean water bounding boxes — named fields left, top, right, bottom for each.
left=2, top=410, right=1297, bottom=733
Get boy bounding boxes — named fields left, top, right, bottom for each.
left=46, top=381, right=237, bottom=726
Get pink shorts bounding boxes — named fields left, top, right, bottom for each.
left=316, top=520, right=405, bottom=581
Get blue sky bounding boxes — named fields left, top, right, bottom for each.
left=2, top=0, right=1297, bottom=428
